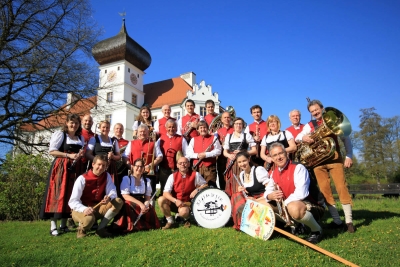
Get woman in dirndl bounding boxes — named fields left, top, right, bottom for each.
left=260, top=115, right=297, bottom=170
left=222, top=117, right=257, bottom=197
left=40, top=114, right=85, bottom=236
left=132, top=106, right=154, bottom=139
left=114, top=158, right=160, bottom=232
left=86, top=120, right=121, bottom=194
left=231, top=152, right=271, bottom=230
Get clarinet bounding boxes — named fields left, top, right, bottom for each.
left=223, top=137, right=245, bottom=176
left=192, top=133, right=219, bottom=170
left=67, top=145, right=84, bottom=171
left=233, top=174, right=248, bottom=199
left=133, top=190, right=157, bottom=227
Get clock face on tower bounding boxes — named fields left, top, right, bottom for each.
left=130, top=73, right=138, bottom=85
left=107, top=70, right=117, bottom=82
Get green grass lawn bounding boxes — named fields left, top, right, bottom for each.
left=0, top=198, right=399, bottom=267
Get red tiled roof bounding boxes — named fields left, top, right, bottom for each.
left=144, top=77, right=192, bottom=109
left=20, top=96, right=97, bottom=132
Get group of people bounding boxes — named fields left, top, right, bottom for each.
left=39, top=98, right=354, bottom=244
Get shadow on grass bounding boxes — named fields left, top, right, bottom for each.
left=352, top=209, right=400, bottom=228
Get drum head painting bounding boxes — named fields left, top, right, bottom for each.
left=192, top=188, right=232, bottom=229
left=240, top=199, right=275, bottom=241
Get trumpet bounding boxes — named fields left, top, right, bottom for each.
left=275, top=184, right=294, bottom=227
left=183, top=116, right=199, bottom=137
left=147, top=132, right=157, bottom=176
left=142, top=132, right=156, bottom=176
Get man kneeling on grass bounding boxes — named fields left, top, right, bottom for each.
left=264, top=143, right=325, bottom=244
left=69, top=155, right=123, bottom=238
left=158, top=156, right=207, bottom=229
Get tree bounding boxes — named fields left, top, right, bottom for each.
left=0, top=153, right=51, bottom=220
left=0, top=0, right=101, bottom=155
left=353, top=108, right=400, bottom=183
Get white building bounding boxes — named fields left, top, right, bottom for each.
left=17, top=19, right=221, bottom=153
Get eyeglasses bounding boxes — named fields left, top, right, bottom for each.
left=134, top=165, right=144, bottom=168
left=178, top=162, right=189, bottom=165
left=270, top=151, right=285, bottom=158
left=234, top=123, right=243, bottom=125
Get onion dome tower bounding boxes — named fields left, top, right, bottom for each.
left=92, top=19, right=151, bottom=71
left=90, top=19, right=151, bottom=140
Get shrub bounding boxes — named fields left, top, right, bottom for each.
left=0, top=154, right=51, bottom=220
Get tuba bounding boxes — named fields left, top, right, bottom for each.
left=208, top=106, right=236, bottom=134
left=294, top=107, right=352, bottom=168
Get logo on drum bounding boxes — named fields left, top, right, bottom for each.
left=194, top=191, right=229, bottom=221
left=192, top=188, right=232, bottom=229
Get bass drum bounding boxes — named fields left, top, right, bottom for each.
left=191, top=188, right=232, bottom=229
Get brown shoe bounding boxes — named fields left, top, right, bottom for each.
left=346, top=223, right=355, bottom=233
left=183, top=221, right=191, bottom=228
left=96, top=227, right=113, bottom=238
left=162, top=222, right=176, bottom=230
left=76, top=227, right=86, bottom=238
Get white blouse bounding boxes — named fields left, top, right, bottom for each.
left=48, top=131, right=84, bottom=152
left=239, top=166, right=271, bottom=187
left=120, top=175, right=152, bottom=197
left=223, top=132, right=256, bottom=150
left=87, top=136, right=120, bottom=153
left=260, top=130, right=294, bottom=147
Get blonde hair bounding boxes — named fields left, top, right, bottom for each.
left=266, top=115, right=281, bottom=131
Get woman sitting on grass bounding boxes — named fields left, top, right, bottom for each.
left=113, top=158, right=160, bottom=232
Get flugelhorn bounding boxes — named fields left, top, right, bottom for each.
left=275, top=184, right=294, bottom=227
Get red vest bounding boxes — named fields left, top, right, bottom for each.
left=172, top=171, right=197, bottom=202
left=81, top=129, right=94, bottom=163
left=81, top=170, right=107, bottom=207
left=192, top=135, right=216, bottom=167
left=81, top=129, right=94, bottom=144
left=248, top=121, right=268, bottom=141
left=129, top=139, right=155, bottom=165
left=286, top=124, right=304, bottom=139
left=116, top=137, right=129, bottom=148
left=158, top=117, right=176, bottom=137
left=182, top=113, right=200, bottom=139
left=217, top=126, right=234, bottom=145
left=159, top=134, right=183, bottom=169
left=272, top=161, right=297, bottom=200
left=204, top=113, right=217, bottom=126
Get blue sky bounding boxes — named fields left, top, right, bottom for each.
left=91, top=0, right=400, bottom=132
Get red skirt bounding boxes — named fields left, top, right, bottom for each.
left=113, top=200, right=160, bottom=232
left=231, top=192, right=264, bottom=231
left=40, top=157, right=84, bottom=219
left=224, top=160, right=241, bottom=197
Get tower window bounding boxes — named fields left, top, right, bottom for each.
left=105, top=114, right=112, bottom=123
left=173, top=112, right=181, bottom=120
left=118, top=66, right=120, bottom=71
left=128, top=68, right=130, bottom=73
left=107, top=92, right=113, bottom=102
left=200, top=107, right=206, bottom=117
left=132, top=93, right=137, bottom=105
